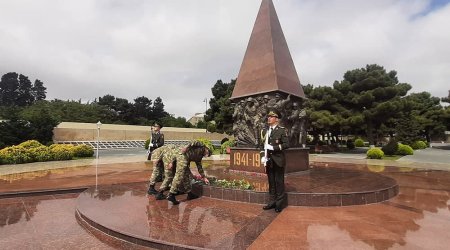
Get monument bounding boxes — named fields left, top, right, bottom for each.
left=230, top=0, right=309, bottom=173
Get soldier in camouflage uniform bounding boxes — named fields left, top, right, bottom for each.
left=158, top=141, right=212, bottom=205
left=153, top=144, right=183, bottom=198
left=147, top=144, right=177, bottom=195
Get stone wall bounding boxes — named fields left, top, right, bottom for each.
left=53, top=122, right=230, bottom=142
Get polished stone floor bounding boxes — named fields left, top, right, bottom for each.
left=0, top=157, right=449, bottom=249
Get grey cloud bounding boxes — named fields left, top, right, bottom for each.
left=0, top=0, right=449, bottom=118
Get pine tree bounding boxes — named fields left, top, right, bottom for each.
left=32, top=79, right=47, bottom=101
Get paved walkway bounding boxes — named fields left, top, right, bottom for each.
left=0, top=148, right=449, bottom=249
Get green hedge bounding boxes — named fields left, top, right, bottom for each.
left=194, top=138, right=214, bottom=154
left=367, top=147, right=384, bottom=159
left=73, top=144, right=95, bottom=157
left=410, top=141, right=427, bottom=150
left=0, top=146, right=33, bottom=164
left=0, top=140, right=94, bottom=165
left=397, top=143, right=414, bottom=155
left=355, top=138, right=365, bottom=147
left=221, top=139, right=235, bottom=154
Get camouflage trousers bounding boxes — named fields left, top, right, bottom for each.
left=148, top=160, right=164, bottom=185
left=159, top=164, right=176, bottom=191
left=170, top=163, right=193, bottom=194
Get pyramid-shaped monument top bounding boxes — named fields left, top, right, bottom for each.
left=231, top=0, right=305, bottom=100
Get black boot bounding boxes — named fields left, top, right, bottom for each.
left=147, top=185, right=158, bottom=195
left=186, top=192, right=199, bottom=200
left=155, top=191, right=165, bottom=200
left=167, top=193, right=180, bottom=205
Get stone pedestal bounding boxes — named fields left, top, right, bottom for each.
left=229, top=147, right=309, bottom=173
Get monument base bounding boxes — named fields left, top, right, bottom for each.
left=229, top=147, right=309, bottom=173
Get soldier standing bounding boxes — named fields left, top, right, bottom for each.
left=147, top=122, right=165, bottom=195
left=260, top=110, right=289, bottom=213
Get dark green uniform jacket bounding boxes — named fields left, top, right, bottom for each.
left=260, top=126, right=289, bottom=167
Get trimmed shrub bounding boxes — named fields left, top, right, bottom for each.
left=221, top=139, right=235, bottom=154
left=355, top=138, right=365, bottom=147
left=367, top=147, right=384, bottom=159
left=382, top=139, right=398, bottom=156
left=19, top=140, right=43, bottom=149
left=397, top=143, right=414, bottom=155
left=346, top=139, right=355, bottom=149
left=49, top=144, right=75, bottom=161
left=73, top=144, right=94, bottom=157
left=195, top=138, right=214, bottom=154
left=0, top=146, right=33, bottom=164
left=411, top=141, right=427, bottom=150
left=28, top=145, right=52, bottom=162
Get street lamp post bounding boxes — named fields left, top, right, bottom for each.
left=95, top=121, right=102, bottom=189
left=204, top=98, right=208, bottom=133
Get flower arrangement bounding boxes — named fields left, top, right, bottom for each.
left=193, top=175, right=254, bottom=190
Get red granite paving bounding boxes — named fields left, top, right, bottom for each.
left=0, top=159, right=449, bottom=249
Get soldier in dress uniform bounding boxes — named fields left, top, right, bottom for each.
left=260, top=110, right=289, bottom=213
left=147, top=122, right=165, bottom=195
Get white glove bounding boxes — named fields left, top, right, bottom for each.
left=149, top=143, right=154, bottom=147
left=261, top=156, right=267, bottom=165
left=265, top=144, right=274, bottom=150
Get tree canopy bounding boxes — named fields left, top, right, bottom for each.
left=205, top=79, right=235, bottom=134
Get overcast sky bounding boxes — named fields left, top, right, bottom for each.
left=1, top=0, right=449, bottom=119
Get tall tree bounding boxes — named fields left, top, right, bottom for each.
left=16, top=74, right=34, bottom=106
left=402, top=92, right=446, bottom=142
left=305, top=85, right=350, bottom=143
left=0, top=72, right=20, bottom=106
left=134, top=96, right=153, bottom=121
left=152, top=97, right=168, bottom=121
left=32, top=79, right=47, bottom=101
left=20, top=101, right=59, bottom=145
left=206, top=79, right=235, bottom=134
left=333, top=64, right=411, bottom=144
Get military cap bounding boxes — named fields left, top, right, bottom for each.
left=154, top=122, right=163, bottom=128
left=267, top=110, right=281, bottom=118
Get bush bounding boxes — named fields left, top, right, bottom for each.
left=410, top=141, right=427, bottom=150
left=49, top=144, right=75, bottom=161
left=73, top=144, right=94, bottom=157
left=382, top=139, right=398, bottom=155
left=346, top=139, right=355, bottom=149
left=19, top=140, right=43, bottom=149
left=397, top=143, right=414, bottom=155
left=355, top=138, right=365, bottom=147
left=28, top=145, right=52, bottom=162
left=0, top=146, right=33, bottom=164
left=221, top=139, right=235, bottom=154
left=367, top=147, right=384, bottom=159
left=195, top=138, right=214, bottom=154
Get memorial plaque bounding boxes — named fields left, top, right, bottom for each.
left=230, top=148, right=310, bottom=173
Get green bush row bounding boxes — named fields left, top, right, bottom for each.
left=220, top=139, right=235, bottom=154
left=0, top=140, right=94, bottom=165
left=367, top=143, right=415, bottom=159
left=354, top=138, right=365, bottom=147
left=367, top=147, right=384, bottom=159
